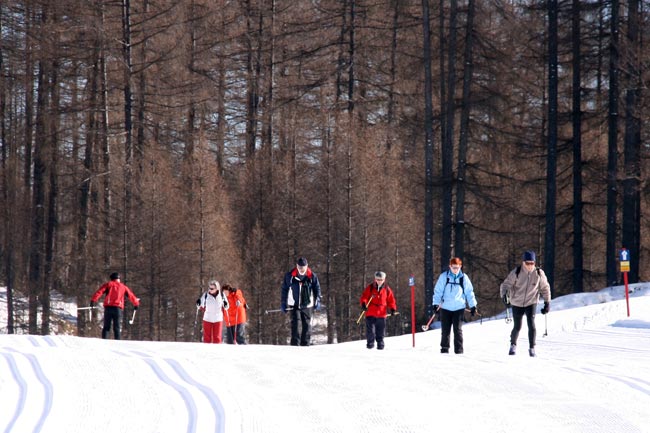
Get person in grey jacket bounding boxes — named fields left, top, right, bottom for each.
left=500, top=250, right=551, bottom=357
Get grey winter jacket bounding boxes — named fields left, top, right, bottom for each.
left=500, top=264, right=551, bottom=308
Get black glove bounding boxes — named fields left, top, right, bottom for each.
left=361, top=303, right=368, bottom=311
left=470, top=306, right=476, bottom=317
left=541, top=302, right=550, bottom=315
left=281, top=304, right=287, bottom=313
left=390, top=309, right=397, bottom=315
left=134, top=306, right=139, bottom=311
left=502, top=295, right=510, bottom=307
left=90, top=301, right=96, bottom=308
left=433, top=304, right=439, bottom=312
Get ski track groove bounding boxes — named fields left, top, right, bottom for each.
left=1, top=347, right=53, bottom=433
left=1, top=350, right=27, bottom=433
left=164, top=357, right=226, bottom=433
left=115, top=349, right=204, bottom=433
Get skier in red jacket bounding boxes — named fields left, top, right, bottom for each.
left=359, top=271, right=397, bottom=350
left=90, top=272, right=140, bottom=339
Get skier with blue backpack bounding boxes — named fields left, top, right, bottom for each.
left=432, top=257, right=478, bottom=354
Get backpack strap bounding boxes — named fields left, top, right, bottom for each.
left=443, top=275, right=465, bottom=301
left=515, top=265, right=541, bottom=283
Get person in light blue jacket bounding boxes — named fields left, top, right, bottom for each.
left=432, top=257, right=478, bottom=354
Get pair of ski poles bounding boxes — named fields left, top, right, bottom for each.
left=504, top=296, right=549, bottom=336
left=77, top=305, right=137, bottom=324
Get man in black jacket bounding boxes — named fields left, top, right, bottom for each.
left=281, top=257, right=321, bottom=346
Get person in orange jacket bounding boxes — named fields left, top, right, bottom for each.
left=90, top=272, right=140, bottom=340
left=222, top=284, right=248, bottom=344
left=359, top=271, right=397, bottom=350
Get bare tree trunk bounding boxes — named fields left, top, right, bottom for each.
left=75, top=41, right=100, bottom=336
left=42, top=52, right=62, bottom=335
left=29, top=59, right=48, bottom=334
left=440, top=0, right=457, bottom=267
left=606, top=0, right=620, bottom=286
left=621, top=0, right=641, bottom=283
left=386, top=0, right=399, bottom=148
left=544, top=0, right=558, bottom=294
left=422, top=0, right=435, bottom=316
left=0, top=6, right=17, bottom=332
left=571, top=0, right=584, bottom=293
left=121, top=0, right=133, bottom=281
left=453, top=0, right=475, bottom=260
left=99, top=0, right=112, bottom=270
left=244, top=0, right=260, bottom=158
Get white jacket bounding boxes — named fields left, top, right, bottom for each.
left=197, top=291, right=228, bottom=323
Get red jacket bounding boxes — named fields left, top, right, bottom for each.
left=91, top=280, right=140, bottom=310
left=223, top=289, right=247, bottom=326
left=360, top=282, right=397, bottom=318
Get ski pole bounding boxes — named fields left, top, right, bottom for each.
left=503, top=293, right=512, bottom=323
left=234, top=299, right=239, bottom=345
left=78, top=306, right=96, bottom=322
left=421, top=306, right=440, bottom=331
left=543, top=313, right=548, bottom=337
left=192, top=306, right=200, bottom=341
left=129, top=309, right=137, bottom=325
left=356, top=295, right=375, bottom=325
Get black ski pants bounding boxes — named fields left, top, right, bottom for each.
left=225, top=323, right=246, bottom=344
left=290, top=307, right=313, bottom=346
left=365, top=316, right=386, bottom=349
left=510, top=305, right=536, bottom=349
left=102, top=306, right=122, bottom=340
left=440, top=308, right=465, bottom=353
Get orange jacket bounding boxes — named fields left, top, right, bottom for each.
left=91, top=280, right=140, bottom=310
left=223, top=289, right=247, bottom=326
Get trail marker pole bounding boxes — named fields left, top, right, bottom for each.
left=620, top=248, right=631, bottom=317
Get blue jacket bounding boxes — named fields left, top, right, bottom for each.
left=432, top=270, right=477, bottom=312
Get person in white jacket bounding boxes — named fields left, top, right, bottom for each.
left=196, top=280, right=229, bottom=343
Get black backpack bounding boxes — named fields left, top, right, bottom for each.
left=443, top=275, right=466, bottom=301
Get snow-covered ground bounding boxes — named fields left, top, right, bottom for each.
left=1, top=283, right=650, bottom=433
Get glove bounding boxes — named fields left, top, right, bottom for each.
left=361, top=303, right=368, bottom=311
left=502, top=295, right=510, bottom=307
left=470, top=306, right=476, bottom=317
left=390, top=309, right=397, bottom=315
left=245, top=303, right=250, bottom=310
left=134, top=306, right=139, bottom=311
left=236, top=300, right=241, bottom=307
left=281, top=304, right=287, bottom=313
left=223, top=300, right=229, bottom=310
left=541, top=302, right=550, bottom=315
left=314, top=298, right=321, bottom=311
left=90, top=301, right=96, bottom=308
left=433, top=304, right=439, bottom=312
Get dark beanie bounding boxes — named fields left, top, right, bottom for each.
left=110, top=272, right=120, bottom=280
left=297, top=257, right=308, bottom=267
left=523, top=251, right=536, bottom=262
